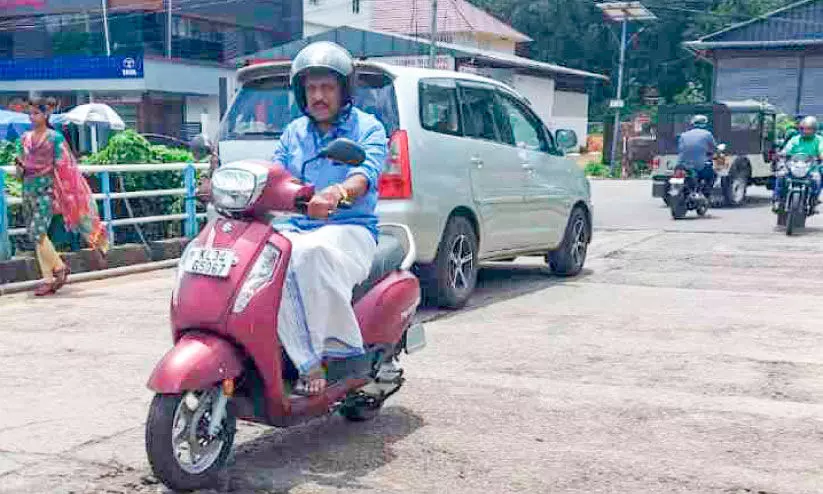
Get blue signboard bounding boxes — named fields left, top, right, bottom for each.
left=0, top=55, right=144, bottom=81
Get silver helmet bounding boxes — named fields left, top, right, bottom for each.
left=800, top=115, right=819, bottom=132
left=290, top=41, right=355, bottom=115
left=691, top=114, right=709, bottom=128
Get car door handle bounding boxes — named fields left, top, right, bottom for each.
left=471, top=157, right=484, bottom=168
left=521, top=163, right=534, bottom=171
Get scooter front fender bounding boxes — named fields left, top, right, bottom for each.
left=147, top=332, right=244, bottom=394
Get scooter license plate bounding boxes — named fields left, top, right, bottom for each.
left=182, top=248, right=235, bottom=278
left=669, top=177, right=685, bottom=185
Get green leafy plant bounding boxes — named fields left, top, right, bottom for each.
left=82, top=130, right=196, bottom=243
left=0, top=140, right=22, bottom=198
left=585, top=161, right=609, bottom=178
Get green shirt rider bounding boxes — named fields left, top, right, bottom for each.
left=776, top=116, right=823, bottom=212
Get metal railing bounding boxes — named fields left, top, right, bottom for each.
left=0, top=163, right=210, bottom=260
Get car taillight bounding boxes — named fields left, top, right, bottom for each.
left=379, top=130, right=412, bottom=199
left=652, top=156, right=661, bottom=170
left=673, top=168, right=686, bottom=179
left=768, top=148, right=776, bottom=163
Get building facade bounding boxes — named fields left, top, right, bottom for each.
left=0, top=0, right=303, bottom=146
left=303, top=0, right=530, bottom=54
left=685, top=0, right=823, bottom=118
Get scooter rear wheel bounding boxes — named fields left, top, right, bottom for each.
left=146, top=391, right=236, bottom=491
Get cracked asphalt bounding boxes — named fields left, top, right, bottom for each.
left=2, top=181, right=823, bottom=493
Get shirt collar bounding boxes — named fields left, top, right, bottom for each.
left=308, top=104, right=356, bottom=141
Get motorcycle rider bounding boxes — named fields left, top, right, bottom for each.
left=271, top=42, right=388, bottom=395
left=677, top=114, right=717, bottom=196
left=776, top=115, right=823, bottom=212
left=782, top=114, right=805, bottom=145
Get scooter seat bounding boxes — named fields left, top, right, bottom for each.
left=353, top=233, right=405, bottom=301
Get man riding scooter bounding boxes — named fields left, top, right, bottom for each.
left=269, top=41, right=388, bottom=396
left=775, top=115, right=823, bottom=213
left=677, top=114, right=717, bottom=197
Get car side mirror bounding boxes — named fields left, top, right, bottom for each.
left=555, top=129, right=578, bottom=151
left=190, top=134, right=214, bottom=161
left=320, top=137, right=366, bottom=166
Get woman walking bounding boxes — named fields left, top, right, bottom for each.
left=14, top=98, right=109, bottom=296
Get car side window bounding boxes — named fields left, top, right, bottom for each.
left=496, top=92, right=549, bottom=153
left=458, top=84, right=503, bottom=143
left=419, top=78, right=461, bottom=136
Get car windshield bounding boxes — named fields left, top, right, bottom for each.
left=220, top=71, right=399, bottom=141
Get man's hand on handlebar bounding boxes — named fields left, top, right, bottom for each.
left=306, top=186, right=343, bottom=219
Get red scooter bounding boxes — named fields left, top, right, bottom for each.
left=145, top=138, right=425, bottom=491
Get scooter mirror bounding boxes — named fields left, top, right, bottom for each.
left=320, top=138, right=366, bottom=166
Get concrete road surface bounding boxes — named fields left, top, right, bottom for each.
left=2, top=181, right=823, bottom=493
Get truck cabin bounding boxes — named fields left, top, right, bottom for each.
left=657, top=101, right=778, bottom=162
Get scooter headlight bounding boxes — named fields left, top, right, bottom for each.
left=211, top=162, right=269, bottom=211
left=232, top=243, right=280, bottom=313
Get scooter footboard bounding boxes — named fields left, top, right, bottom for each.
left=147, top=331, right=244, bottom=393
left=355, top=271, right=420, bottom=346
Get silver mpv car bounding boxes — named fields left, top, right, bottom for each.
left=216, top=61, right=593, bottom=308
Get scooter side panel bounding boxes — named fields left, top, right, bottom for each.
left=225, top=232, right=293, bottom=421
left=172, top=219, right=272, bottom=331
left=355, top=271, right=421, bottom=346
left=147, top=331, right=244, bottom=393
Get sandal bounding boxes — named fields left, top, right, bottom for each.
left=90, top=248, right=108, bottom=271
left=53, top=264, right=71, bottom=291
left=34, top=281, right=57, bottom=297
left=292, top=368, right=328, bottom=396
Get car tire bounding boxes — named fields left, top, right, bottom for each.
left=723, top=163, right=749, bottom=207
left=547, top=207, right=590, bottom=277
left=422, top=216, right=478, bottom=309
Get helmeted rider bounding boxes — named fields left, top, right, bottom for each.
left=783, top=114, right=805, bottom=144
left=270, top=42, right=388, bottom=396
left=776, top=115, right=823, bottom=212
left=676, top=114, right=717, bottom=195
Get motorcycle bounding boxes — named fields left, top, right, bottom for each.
left=145, top=137, right=426, bottom=491
left=666, top=144, right=727, bottom=220
left=774, top=153, right=821, bottom=236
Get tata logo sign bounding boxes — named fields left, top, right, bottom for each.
left=121, top=58, right=138, bottom=77
left=0, top=55, right=144, bottom=81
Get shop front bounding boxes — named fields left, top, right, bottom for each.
left=0, top=54, right=235, bottom=149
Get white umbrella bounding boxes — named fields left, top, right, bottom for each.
left=58, top=103, right=126, bottom=153
left=60, top=103, right=126, bottom=130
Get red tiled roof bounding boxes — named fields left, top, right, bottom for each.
left=370, top=0, right=531, bottom=42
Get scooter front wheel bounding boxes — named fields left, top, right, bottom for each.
left=145, top=390, right=236, bottom=491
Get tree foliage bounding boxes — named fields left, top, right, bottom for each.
left=468, top=0, right=798, bottom=119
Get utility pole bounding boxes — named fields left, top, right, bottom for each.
left=166, top=0, right=173, bottom=59
left=596, top=2, right=656, bottom=175
left=101, top=0, right=111, bottom=56
left=429, top=0, right=438, bottom=68
left=609, top=18, right=628, bottom=175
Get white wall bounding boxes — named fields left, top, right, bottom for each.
left=185, top=96, right=221, bottom=141
left=303, top=0, right=372, bottom=33
left=546, top=90, right=588, bottom=150
left=511, top=74, right=555, bottom=127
